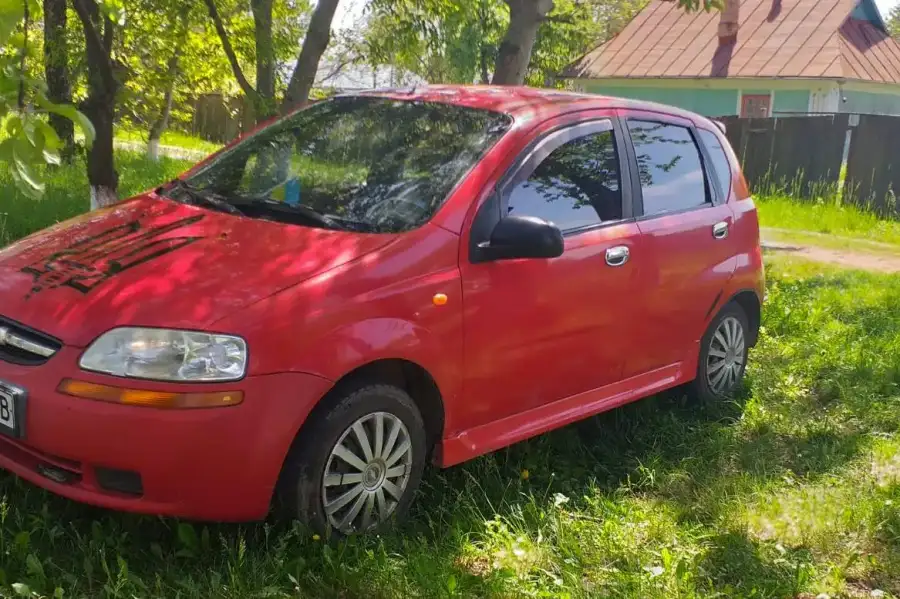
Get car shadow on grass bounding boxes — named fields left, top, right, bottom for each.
left=0, top=384, right=874, bottom=598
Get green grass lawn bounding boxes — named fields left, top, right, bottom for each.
left=757, top=194, right=900, bottom=246
left=0, top=153, right=193, bottom=247
left=1, top=160, right=900, bottom=597
left=112, top=126, right=224, bottom=155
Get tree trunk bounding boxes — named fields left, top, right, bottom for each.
left=148, top=8, right=189, bottom=161
left=73, top=0, right=119, bottom=208
left=203, top=0, right=265, bottom=119
left=718, top=0, right=739, bottom=43
left=84, top=99, right=117, bottom=208
left=43, top=0, right=75, bottom=161
left=491, top=0, right=554, bottom=86
left=282, top=0, right=340, bottom=113
left=147, top=71, right=176, bottom=162
left=479, top=0, right=491, bottom=84
left=251, top=0, right=275, bottom=119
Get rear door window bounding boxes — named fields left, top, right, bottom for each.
left=627, top=120, right=710, bottom=217
left=698, top=129, right=732, bottom=200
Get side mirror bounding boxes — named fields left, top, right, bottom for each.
left=478, top=215, right=564, bottom=262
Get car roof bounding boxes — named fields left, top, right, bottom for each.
left=349, top=84, right=719, bottom=130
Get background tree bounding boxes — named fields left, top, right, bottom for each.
left=364, top=0, right=652, bottom=88
left=43, top=0, right=75, bottom=161
left=888, top=5, right=900, bottom=38
left=145, top=5, right=190, bottom=161
left=365, top=0, right=506, bottom=85
left=492, top=0, right=721, bottom=85
left=0, top=0, right=93, bottom=198
left=120, top=0, right=194, bottom=160
left=71, top=0, right=123, bottom=208
left=204, top=0, right=337, bottom=121
left=282, top=0, right=340, bottom=110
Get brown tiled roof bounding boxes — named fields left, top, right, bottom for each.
left=563, top=0, right=900, bottom=84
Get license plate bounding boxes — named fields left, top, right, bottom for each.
left=0, top=382, right=26, bottom=438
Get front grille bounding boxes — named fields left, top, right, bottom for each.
left=0, top=316, right=62, bottom=366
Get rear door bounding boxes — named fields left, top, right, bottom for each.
left=618, top=110, right=737, bottom=377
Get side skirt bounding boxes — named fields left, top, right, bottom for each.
left=437, top=362, right=689, bottom=467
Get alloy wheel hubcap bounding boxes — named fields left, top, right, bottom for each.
left=322, top=412, right=413, bottom=534
left=706, top=316, right=746, bottom=395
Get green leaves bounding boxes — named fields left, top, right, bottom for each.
left=888, top=6, right=900, bottom=38
left=0, top=1, right=93, bottom=199
left=0, top=95, right=94, bottom=199
left=0, top=0, right=25, bottom=46
left=97, top=0, right=127, bottom=26
left=677, top=0, right=723, bottom=10
left=36, top=93, right=95, bottom=148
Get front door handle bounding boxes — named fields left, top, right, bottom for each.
left=605, top=245, right=630, bottom=267
left=713, top=221, right=729, bottom=239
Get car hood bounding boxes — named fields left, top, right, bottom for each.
left=0, top=194, right=396, bottom=346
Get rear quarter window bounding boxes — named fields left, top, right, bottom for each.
left=698, top=129, right=732, bottom=200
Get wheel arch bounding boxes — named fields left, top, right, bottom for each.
left=297, top=358, right=446, bottom=455
left=728, top=289, right=762, bottom=346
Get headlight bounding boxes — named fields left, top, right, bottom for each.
left=80, top=328, right=247, bottom=382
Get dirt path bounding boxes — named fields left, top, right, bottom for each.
left=760, top=234, right=900, bottom=273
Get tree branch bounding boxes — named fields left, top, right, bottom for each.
left=71, top=0, right=116, bottom=93
left=202, top=0, right=257, bottom=100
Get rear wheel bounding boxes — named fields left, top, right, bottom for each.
left=277, top=383, right=427, bottom=535
left=692, top=303, right=750, bottom=402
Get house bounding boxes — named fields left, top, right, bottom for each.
left=562, top=0, right=900, bottom=117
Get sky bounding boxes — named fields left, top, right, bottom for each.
left=876, top=0, right=899, bottom=18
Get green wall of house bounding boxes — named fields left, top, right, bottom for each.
left=581, top=81, right=813, bottom=117
left=773, top=90, right=810, bottom=114
left=583, top=83, right=738, bottom=116
left=841, top=91, right=900, bottom=116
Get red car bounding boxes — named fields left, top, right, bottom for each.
left=0, top=86, right=763, bottom=534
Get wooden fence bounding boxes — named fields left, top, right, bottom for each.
left=843, top=115, right=900, bottom=216
left=191, top=94, right=255, bottom=143
left=720, top=113, right=900, bottom=217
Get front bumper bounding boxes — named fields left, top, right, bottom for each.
left=0, top=347, right=332, bottom=521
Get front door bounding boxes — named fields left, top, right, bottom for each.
left=618, top=112, right=737, bottom=377
left=741, top=94, right=771, bottom=118
left=458, top=116, right=644, bottom=432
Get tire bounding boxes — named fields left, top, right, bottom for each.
left=691, top=302, right=750, bottom=403
left=276, top=383, right=427, bottom=536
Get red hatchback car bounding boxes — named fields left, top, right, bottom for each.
left=0, top=86, right=763, bottom=534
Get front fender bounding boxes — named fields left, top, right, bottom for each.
left=307, top=317, right=462, bottom=405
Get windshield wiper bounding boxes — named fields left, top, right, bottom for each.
left=160, top=179, right=244, bottom=217
left=235, top=196, right=335, bottom=227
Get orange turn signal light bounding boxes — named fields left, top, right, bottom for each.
left=432, top=293, right=448, bottom=306
left=57, top=379, right=243, bottom=409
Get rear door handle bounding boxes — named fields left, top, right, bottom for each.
left=605, top=245, right=630, bottom=267
left=713, top=221, right=729, bottom=239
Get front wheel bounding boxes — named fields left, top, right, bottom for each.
left=691, top=303, right=750, bottom=402
left=276, top=383, right=427, bottom=535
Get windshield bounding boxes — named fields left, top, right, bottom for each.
left=175, top=96, right=512, bottom=233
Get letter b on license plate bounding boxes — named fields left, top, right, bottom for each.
left=0, top=382, right=24, bottom=437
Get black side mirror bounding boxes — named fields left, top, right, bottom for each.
left=477, top=215, right=564, bottom=262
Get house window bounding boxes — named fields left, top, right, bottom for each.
left=741, top=94, right=771, bottom=118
